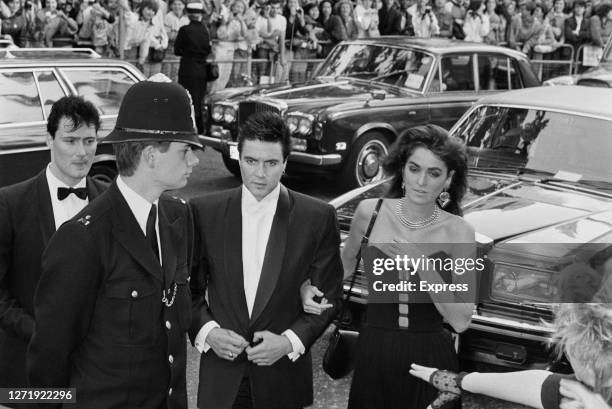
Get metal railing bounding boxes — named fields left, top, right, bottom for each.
left=529, top=43, right=576, bottom=82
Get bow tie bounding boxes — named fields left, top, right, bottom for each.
left=57, top=187, right=88, bottom=201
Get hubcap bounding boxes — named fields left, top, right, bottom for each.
left=356, top=139, right=388, bottom=186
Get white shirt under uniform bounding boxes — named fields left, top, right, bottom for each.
left=194, top=183, right=305, bottom=361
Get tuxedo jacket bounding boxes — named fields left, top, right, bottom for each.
left=27, top=182, right=193, bottom=409
left=0, top=170, right=106, bottom=389
left=189, top=186, right=343, bottom=409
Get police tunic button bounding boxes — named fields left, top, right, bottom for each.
left=166, top=321, right=171, bottom=330
left=168, top=388, right=173, bottom=396
left=168, top=355, right=174, bottom=364
left=131, top=290, right=138, bottom=298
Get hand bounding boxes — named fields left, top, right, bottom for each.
left=246, top=331, right=292, bottom=366
left=410, top=364, right=462, bottom=409
left=559, top=379, right=611, bottom=409
left=206, top=328, right=249, bottom=361
left=300, top=280, right=333, bottom=315
left=410, top=363, right=438, bottom=384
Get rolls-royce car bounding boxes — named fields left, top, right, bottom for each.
left=330, top=86, right=612, bottom=372
left=201, top=38, right=540, bottom=189
left=0, top=48, right=145, bottom=188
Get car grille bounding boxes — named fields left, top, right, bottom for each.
left=238, top=101, right=281, bottom=128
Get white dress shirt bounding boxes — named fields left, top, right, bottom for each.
left=116, top=176, right=161, bottom=263
left=46, top=165, right=88, bottom=230
left=194, top=184, right=305, bottom=361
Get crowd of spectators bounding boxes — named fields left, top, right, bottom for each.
left=1, top=0, right=611, bottom=84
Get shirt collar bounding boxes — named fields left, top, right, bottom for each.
left=116, top=176, right=158, bottom=234
left=46, top=164, right=87, bottom=191
left=241, top=183, right=281, bottom=214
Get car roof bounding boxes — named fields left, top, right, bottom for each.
left=476, top=86, right=612, bottom=119
left=0, top=58, right=136, bottom=67
left=342, top=37, right=527, bottom=58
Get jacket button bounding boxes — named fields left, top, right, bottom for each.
left=131, top=290, right=138, bottom=298
left=166, top=321, right=171, bottom=330
left=168, top=355, right=174, bottom=364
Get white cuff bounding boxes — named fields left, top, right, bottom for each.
left=282, top=329, right=305, bottom=362
left=194, top=321, right=220, bottom=354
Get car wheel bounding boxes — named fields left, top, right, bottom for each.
left=222, top=154, right=242, bottom=178
left=90, top=163, right=117, bottom=185
left=341, top=132, right=389, bottom=189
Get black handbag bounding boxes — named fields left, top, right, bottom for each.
left=148, top=47, right=166, bottom=63
left=322, top=198, right=383, bottom=380
left=206, top=62, right=219, bottom=81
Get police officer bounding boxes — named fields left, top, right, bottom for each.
left=27, top=78, right=200, bottom=409
left=174, top=1, right=211, bottom=134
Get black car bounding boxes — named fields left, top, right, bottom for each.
left=544, top=35, right=612, bottom=87
left=201, top=38, right=540, bottom=189
left=330, top=86, right=612, bottom=372
left=0, top=48, right=145, bottom=188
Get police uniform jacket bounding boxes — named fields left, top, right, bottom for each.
left=174, top=19, right=211, bottom=79
left=0, top=170, right=106, bottom=390
left=27, top=182, right=193, bottom=409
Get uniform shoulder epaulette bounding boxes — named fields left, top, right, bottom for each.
left=77, top=214, right=93, bottom=226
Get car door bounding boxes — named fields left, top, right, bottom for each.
left=0, top=68, right=67, bottom=187
left=427, top=53, right=480, bottom=131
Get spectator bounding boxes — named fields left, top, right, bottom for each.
left=445, top=0, right=466, bottom=38
left=329, top=0, right=358, bottom=43
left=227, top=0, right=249, bottom=85
left=37, top=0, right=78, bottom=46
left=317, top=0, right=334, bottom=56
left=243, top=7, right=260, bottom=52
left=354, top=0, right=380, bottom=37
left=208, top=0, right=235, bottom=91
left=78, top=1, right=115, bottom=55
left=547, top=0, right=566, bottom=42
left=285, top=0, right=311, bottom=82
left=0, top=0, right=29, bottom=46
left=125, top=0, right=168, bottom=76
left=433, top=0, right=454, bottom=37
left=564, top=0, right=590, bottom=49
left=533, top=3, right=561, bottom=52
left=484, top=0, right=506, bottom=43
left=399, top=0, right=415, bottom=35
left=255, top=0, right=286, bottom=82
left=463, top=0, right=488, bottom=40
left=590, top=3, right=612, bottom=46
left=412, top=0, right=440, bottom=38
left=379, top=0, right=402, bottom=34
left=509, top=2, right=544, bottom=55
left=165, top=0, right=189, bottom=51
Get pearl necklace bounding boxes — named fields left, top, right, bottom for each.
left=395, top=198, right=440, bottom=229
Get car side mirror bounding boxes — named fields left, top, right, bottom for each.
left=365, top=90, right=386, bottom=106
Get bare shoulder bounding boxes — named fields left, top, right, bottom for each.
left=438, top=211, right=476, bottom=243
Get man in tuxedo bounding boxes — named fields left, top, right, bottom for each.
left=190, top=111, right=343, bottom=409
left=27, top=79, right=200, bottom=409
left=0, top=96, right=106, bottom=396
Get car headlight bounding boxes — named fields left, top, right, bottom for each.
left=287, top=116, right=298, bottom=133
left=491, top=262, right=556, bottom=303
left=298, top=117, right=313, bottom=135
left=223, top=106, right=236, bottom=123
left=212, top=105, right=224, bottom=122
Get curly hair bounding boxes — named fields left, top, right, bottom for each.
left=382, top=124, right=468, bottom=217
left=551, top=303, right=612, bottom=403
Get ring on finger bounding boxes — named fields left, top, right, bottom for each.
left=228, top=352, right=234, bottom=358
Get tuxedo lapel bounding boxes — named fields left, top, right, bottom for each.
left=109, top=183, right=163, bottom=282
left=35, top=171, right=56, bottom=247
left=249, top=186, right=290, bottom=326
left=159, top=201, right=180, bottom=285
left=224, top=188, right=250, bottom=329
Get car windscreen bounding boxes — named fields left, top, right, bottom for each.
left=453, top=105, right=612, bottom=186
left=315, top=44, right=434, bottom=91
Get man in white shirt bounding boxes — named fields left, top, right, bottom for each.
left=0, top=96, right=106, bottom=397
left=190, top=111, right=343, bottom=409
left=254, top=0, right=287, bottom=80
left=28, top=79, right=200, bottom=409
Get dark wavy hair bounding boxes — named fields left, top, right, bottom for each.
left=47, top=96, right=100, bottom=139
left=382, top=124, right=468, bottom=217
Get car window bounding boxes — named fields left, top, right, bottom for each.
left=61, top=69, right=136, bottom=116
left=439, top=55, right=475, bottom=92
left=0, top=71, right=44, bottom=125
left=508, top=60, right=522, bottom=89
left=478, top=55, right=512, bottom=90
left=455, top=105, right=612, bottom=184
left=37, top=71, right=66, bottom=118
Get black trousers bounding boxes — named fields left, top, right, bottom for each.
left=231, top=376, right=303, bottom=409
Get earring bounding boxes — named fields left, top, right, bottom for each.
left=401, top=182, right=406, bottom=196
left=437, top=190, right=450, bottom=208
